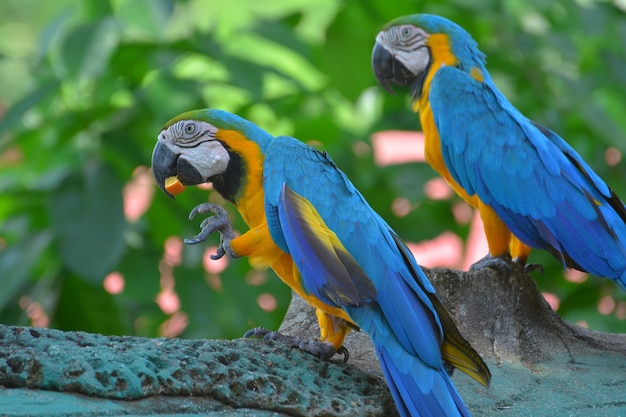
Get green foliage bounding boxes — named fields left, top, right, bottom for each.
left=1, top=0, right=625, bottom=337
left=48, top=163, right=126, bottom=283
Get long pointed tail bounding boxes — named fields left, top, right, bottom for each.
left=375, top=339, right=471, bottom=417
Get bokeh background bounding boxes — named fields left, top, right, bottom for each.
left=1, top=0, right=626, bottom=339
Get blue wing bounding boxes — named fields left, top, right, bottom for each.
left=275, top=183, right=377, bottom=308
left=429, top=65, right=626, bottom=286
left=262, top=136, right=472, bottom=416
left=263, top=136, right=444, bottom=367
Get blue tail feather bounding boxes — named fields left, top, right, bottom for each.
left=376, top=339, right=470, bottom=417
left=354, top=308, right=471, bottom=417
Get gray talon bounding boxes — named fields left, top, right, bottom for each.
left=243, top=327, right=270, bottom=339
left=470, top=254, right=512, bottom=273
left=210, top=245, right=227, bottom=260
left=242, top=326, right=345, bottom=361
left=184, top=203, right=239, bottom=258
left=524, top=263, right=544, bottom=274
left=336, top=345, right=350, bottom=362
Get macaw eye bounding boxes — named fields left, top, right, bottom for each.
left=184, top=122, right=196, bottom=135
left=402, top=27, right=412, bottom=38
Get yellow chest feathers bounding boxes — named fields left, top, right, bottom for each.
left=412, top=34, right=484, bottom=206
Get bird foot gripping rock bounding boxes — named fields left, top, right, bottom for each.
left=243, top=327, right=349, bottom=362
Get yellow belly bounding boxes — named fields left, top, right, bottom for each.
left=419, top=101, right=531, bottom=262
left=230, top=220, right=353, bottom=348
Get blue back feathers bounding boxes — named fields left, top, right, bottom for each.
left=407, top=14, right=626, bottom=288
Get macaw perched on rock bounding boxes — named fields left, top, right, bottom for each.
left=372, top=14, right=626, bottom=288
left=152, top=108, right=490, bottom=417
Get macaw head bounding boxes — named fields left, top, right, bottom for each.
left=372, top=14, right=484, bottom=98
left=151, top=108, right=271, bottom=199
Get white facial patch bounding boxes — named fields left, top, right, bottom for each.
left=158, top=120, right=230, bottom=181
left=377, top=25, right=431, bottom=76
left=190, top=140, right=230, bottom=181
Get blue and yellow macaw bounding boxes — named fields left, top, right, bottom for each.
left=151, top=108, right=490, bottom=417
left=372, top=14, right=626, bottom=288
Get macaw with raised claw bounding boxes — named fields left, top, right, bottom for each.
left=152, top=108, right=490, bottom=417
left=372, top=14, right=626, bottom=288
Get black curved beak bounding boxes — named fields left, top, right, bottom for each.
left=372, top=42, right=396, bottom=94
left=151, top=141, right=205, bottom=198
left=373, top=41, right=424, bottom=96
left=152, top=141, right=179, bottom=198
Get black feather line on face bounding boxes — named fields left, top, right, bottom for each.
left=210, top=145, right=245, bottom=204
left=410, top=47, right=432, bottom=101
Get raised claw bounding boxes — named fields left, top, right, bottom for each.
left=184, top=203, right=238, bottom=258
left=188, top=202, right=228, bottom=221
left=184, top=225, right=218, bottom=245
left=210, top=245, right=226, bottom=260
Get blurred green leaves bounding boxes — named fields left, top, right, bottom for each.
left=48, top=162, right=126, bottom=283
left=0, top=0, right=625, bottom=337
left=60, top=17, right=120, bottom=80
left=0, top=231, right=52, bottom=312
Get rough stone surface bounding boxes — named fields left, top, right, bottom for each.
left=2, top=265, right=626, bottom=416
left=0, top=388, right=290, bottom=416
left=0, top=326, right=395, bottom=416
left=430, top=265, right=626, bottom=360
